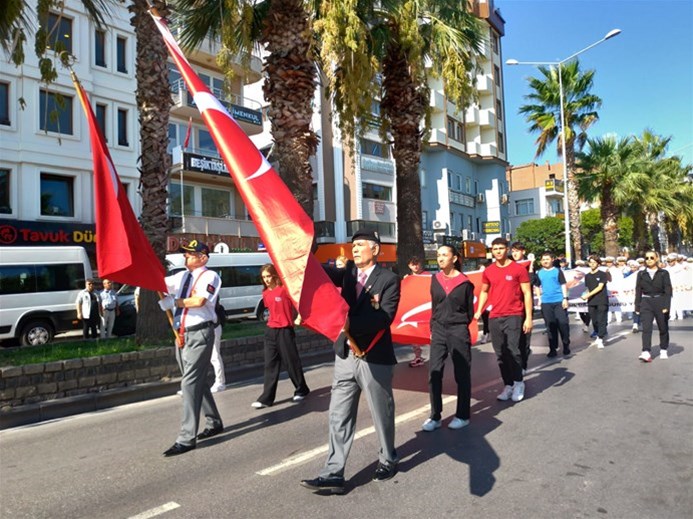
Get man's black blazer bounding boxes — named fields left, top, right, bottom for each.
left=327, top=261, right=401, bottom=365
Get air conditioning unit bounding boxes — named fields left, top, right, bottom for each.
left=432, top=220, right=445, bottom=230
left=462, top=229, right=470, bottom=240
left=470, top=232, right=477, bottom=240
left=504, top=233, right=512, bottom=240
left=500, top=194, right=509, bottom=205
left=476, top=193, right=485, bottom=204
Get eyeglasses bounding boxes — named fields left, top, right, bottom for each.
left=645, top=256, right=657, bottom=260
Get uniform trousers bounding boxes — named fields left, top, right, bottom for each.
left=541, top=302, right=571, bottom=352
left=639, top=297, right=670, bottom=352
left=210, top=324, right=226, bottom=388
left=588, top=304, right=608, bottom=339
left=320, top=353, right=397, bottom=478
left=175, top=323, right=222, bottom=446
left=257, top=327, right=308, bottom=405
left=101, top=309, right=116, bottom=339
left=428, top=323, right=471, bottom=421
left=489, top=315, right=523, bottom=386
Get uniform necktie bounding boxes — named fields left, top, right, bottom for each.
left=356, top=271, right=368, bottom=298
left=173, top=272, right=192, bottom=329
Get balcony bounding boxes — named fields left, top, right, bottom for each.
left=347, top=220, right=396, bottom=242
left=360, top=155, right=395, bottom=176
left=170, top=79, right=264, bottom=136
left=171, top=214, right=260, bottom=237
left=544, top=178, right=565, bottom=195
left=314, top=221, right=336, bottom=243
left=479, top=143, right=498, bottom=156
left=465, top=106, right=479, bottom=125
left=430, top=90, right=446, bottom=112
left=475, top=74, right=492, bottom=93
left=479, top=109, right=496, bottom=128
left=466, top=141, right=481, bottom=155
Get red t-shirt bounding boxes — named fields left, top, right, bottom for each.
left=481, top=261, right=530, bottom=318
left=262, top=285, right=294, bottom=328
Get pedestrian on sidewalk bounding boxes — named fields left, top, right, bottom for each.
left=422, top=245, right=474, bottom=432
left=76, top=279, right=100, bottom=339
left=251, top=264, right=310, bottom=409
left=635, top=251, right=672, bottom=362
left=99, top=279, right=119, bottom=339
left=582, top=255, right=609, bottom=349
left=534, top=251, right=571, bottom=357
left=474, top=238, right=533, bottom=403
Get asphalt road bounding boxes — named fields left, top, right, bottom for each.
left=1, top=318, right=692, bottom=519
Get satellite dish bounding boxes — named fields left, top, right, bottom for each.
left=214, top=242, right=230, bottom=254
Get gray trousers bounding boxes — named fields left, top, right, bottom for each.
left=320, top=353, right=397, bottom=478
left=175, top=324, right=222, bottom=446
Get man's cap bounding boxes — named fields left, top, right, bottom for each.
left=180, top=240, right=210, bottom=255
left=636, top=257, right=645, bottom=263
left=352, top=227, right=381, bottom=245
left=617, top=256, right=626, bottom=262
left=575, top=259, right=586, bottom=266
left=667, top=253, right=677, bottom=261
left=605, top=256, right=615, bottom=262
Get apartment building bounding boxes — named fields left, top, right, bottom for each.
left=506, top=161, right=566, bottom=234
left=0, top=1, right=263, bottom=260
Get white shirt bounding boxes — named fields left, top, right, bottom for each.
left=165, top=267, right=221, bottom=328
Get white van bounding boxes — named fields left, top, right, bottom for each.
left=0, top=246, right=93, bottom=345
left=165, top=252, right=270, bottom=321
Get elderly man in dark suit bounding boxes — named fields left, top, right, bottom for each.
left=301, top=228, right=401, bottom=494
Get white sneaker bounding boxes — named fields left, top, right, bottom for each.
left=582, top=325, right=589, bottom=333
left=479, top=334, right=489, bottom=344
left=422, top=418, right=442, bottom=432
left=638, top=351, right=652, bottom=362
left=497, top=385, right=513, bottom=401
left=211, top=384, right=226, bottom=393
left=659, top=350, right=668, bottom=360
left=596, top=338, right=604, bottom=349
left=251, top=401, right=268, bottom=409
left=448, top=417, right=469, bottom=430
left=176, top=390, right=182, bottom=396
left=511, top=381, right=525, bottom=402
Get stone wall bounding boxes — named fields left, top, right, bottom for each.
left=0, top=330, right=332, bottom=411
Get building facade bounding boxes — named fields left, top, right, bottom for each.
left=506, top=161, right=565, bottom=234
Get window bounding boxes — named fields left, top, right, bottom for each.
left=422, top=210, right=428, bottom=228
left=492, top=33, right=499, bottom=54
left=95, top=104, right=107, bottom=140
left=42, top=12, right=72, bottom=53
left=40, top=90, right=73, bottom=134
left=498, top=131, right=505, bottom=154
left=201, top=187, right=230, bottom=218
left=447, top=117, right=463, bottom=142
left=515, top=198, right=535, bottom=216
left=360, top=138, right=389, bottom=158
left=95, top=30, right=106, bottom=67
left=0, top=169, right=10, bottom=213
left=496, top=99, right=503, bottom=121
left=494, top=65, right=501, bottom=87
left=40, top=173, right=74, bottom=216
left=0, top=263, right=84, bottom=295
left=169, top=182, right=194, bottom=216
left=117, top=108, right=128, bottom=146
left=467, top=215, right=473, bottom=230
left=362, top=183, right=392, bottom=201
left=0, top=82, right=9, bottom=125
left=465, top=177, right=472, bottom=194
left=198, top=128, right=215, bottom=153
left=116, top=36, right=128, bottom=73
left=456, top=175, right=462, bottom=191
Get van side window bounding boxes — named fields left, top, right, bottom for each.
left=213, top=265, right=262, bottom=288
left=0, top=266, right=36, bottom=294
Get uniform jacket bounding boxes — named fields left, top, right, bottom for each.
left=326, top=261, right=401, bottom=365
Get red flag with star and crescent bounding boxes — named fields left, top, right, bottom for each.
left=72, top=73, right=167, bottom=293
left=150, top=11, right=349, bottom=342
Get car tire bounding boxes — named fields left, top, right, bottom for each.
left=257, top=303, right=269, bottom=322
left=20, top=320, right=54, bottom=346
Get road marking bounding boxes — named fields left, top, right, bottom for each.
left=127, top=502, right=180, bottom=519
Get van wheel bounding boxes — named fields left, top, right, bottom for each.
left=20, top=320, right=54, bottom=346
left=257, top=304, right=269, bottom=322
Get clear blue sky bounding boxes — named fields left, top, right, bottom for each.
left=497, top=0, right=693, bottom=167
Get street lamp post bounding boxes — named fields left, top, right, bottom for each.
left=507, top=29, right=621, bottom=264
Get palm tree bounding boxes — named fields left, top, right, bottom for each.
left=518, top=60, right=601, bottom=260
left=173, top=0, right=318, bottom=217
left=317, top=0, right=485, bottom=274
left=575, top=135, right=637, bottom=256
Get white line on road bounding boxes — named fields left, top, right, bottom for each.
left=127, top=502, right=180, bottom=519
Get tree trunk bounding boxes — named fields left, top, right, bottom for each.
left=381, top=35, right=426, bottom=275
left=647, top=212, right=662, bottom=253
left=601, top=192, right=619, bottom=257
left=632, top=215, right=648, bottom=256
left=565, top=143, right=582, bottom=261
left=261, top=0, right=318, bottom=218
left=130, top=0, right=173, bottom=345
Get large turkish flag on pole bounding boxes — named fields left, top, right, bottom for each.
left=150, top=10, right=348, bottom=341
left=72, top=73, right=167, bottom=293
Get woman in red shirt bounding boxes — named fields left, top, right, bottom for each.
left=251, top=264, right=310, bottom=408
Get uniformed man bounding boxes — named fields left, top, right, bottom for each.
left=159, top=240, right=224, bottom=456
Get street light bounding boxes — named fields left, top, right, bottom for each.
left=506, top=29, right=621, bottom=264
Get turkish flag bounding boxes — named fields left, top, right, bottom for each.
left=150, top=12, right=349, bottom=341
left=72, top=75, right=167, bottom=293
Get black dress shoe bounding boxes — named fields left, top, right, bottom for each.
left=163, top=442, right=196, bottom=457
left=546, top=350, right=558, bottom=358
left=563, top=347, right=571, bottom=355
left=372, top=462, right=397, bottom=481
left=300, top=476, right=345, bottom=494
left=197, top=425, right=223, bottom=440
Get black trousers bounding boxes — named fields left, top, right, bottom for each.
left=541, top=302, right=570, bottom=352
left=428, top=323, right=471, bottom=421
left=489, top=315, right=523, bottom=386
left=82, top=310, right=99, bottom=339
left=519, top=329, right=532, bottom=369
left=257, top=327, right=309, bottom=405
left=639, top=297, right=669, bottom=352
left=588, top=304, right=608, bottom=339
